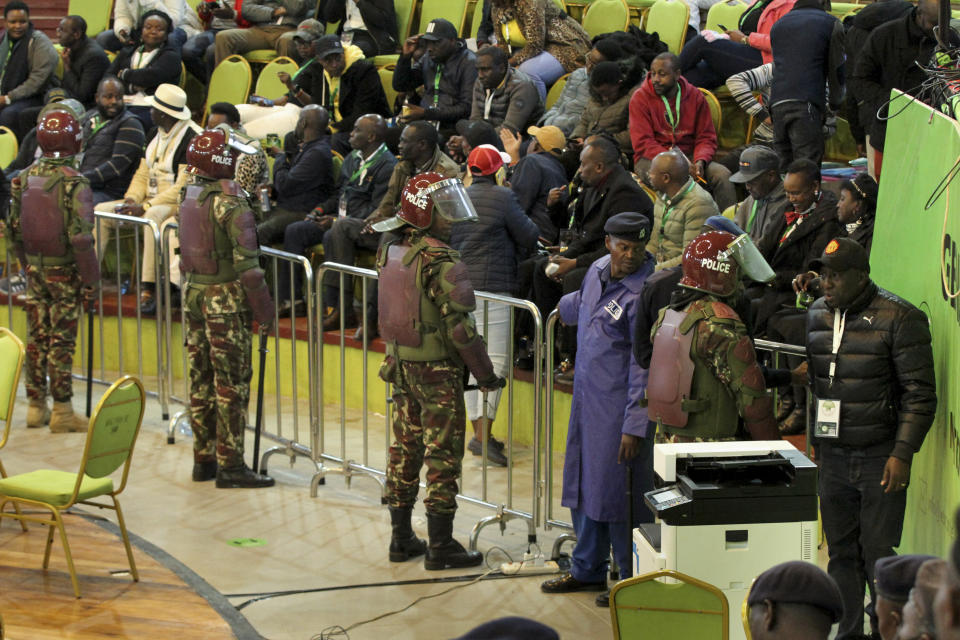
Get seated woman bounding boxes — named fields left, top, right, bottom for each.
left=570, top=58, right=646, bottom=166
left=678, top=0, right=796, bottom=89
left=489, top=0, right=591, bottom=100
left=0, top=1, right=58, bottom=140
left=107, top=9, right=184, bottom=131
left=838, top=173, right=878, bottom=255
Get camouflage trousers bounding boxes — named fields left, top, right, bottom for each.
left=383, top=358, right=466, bottom=515
left=184, top=283, right=253, bottom=469
left=23, top=264, right=82, bottom=402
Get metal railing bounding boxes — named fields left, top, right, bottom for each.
left=314, top=262, right=545, bottom=549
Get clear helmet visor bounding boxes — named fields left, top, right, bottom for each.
left=726, top=233, right=775, bottom=283
left=426, top=179, right=479, bottom=223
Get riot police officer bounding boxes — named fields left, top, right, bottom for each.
left=647, top=230, right=779, bottom=440
left=9, top=110, right=100, bottom=433
left=179, top=126, right=275, bottom=488
left=372, top=172, right=504, bottom=570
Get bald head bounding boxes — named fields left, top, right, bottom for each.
left=297, top=105, right=329, bottom=142
left=349, top=113, right=388, bottom=154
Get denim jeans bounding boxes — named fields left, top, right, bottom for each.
left=818, top=446, right=906, bottom=639
left=771, top=101, right=825, bottom=171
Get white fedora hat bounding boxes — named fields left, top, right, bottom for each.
left=145, top=84, right=191, bottom=120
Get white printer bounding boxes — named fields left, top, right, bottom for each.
left=633, top=441, right=819, bottom=640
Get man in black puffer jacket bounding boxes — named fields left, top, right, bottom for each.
left=804, top=238, right=936, bottom=640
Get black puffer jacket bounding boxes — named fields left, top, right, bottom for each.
left=806, top=281, right=936, bottom=461
left=451, top=176, right=540, bottom=295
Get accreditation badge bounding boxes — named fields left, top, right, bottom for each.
left=815, top=398, right=841, bottom=438
left=604, top=299, right=622, bottom=321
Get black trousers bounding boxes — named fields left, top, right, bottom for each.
left=772, top=101, right=825, bottom=171
left=818, top=446, right=906, bottom=639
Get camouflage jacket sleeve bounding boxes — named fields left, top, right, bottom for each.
left=214, top=190, right=273, bottom=325
left=63, top=175, right=95, bottom=238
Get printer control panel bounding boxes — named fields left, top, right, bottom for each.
left=647, top=487, right=692, bottom=511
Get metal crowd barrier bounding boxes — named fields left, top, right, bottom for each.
left=315, top=262, right=544, bottom=549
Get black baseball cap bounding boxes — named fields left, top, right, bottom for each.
left=314, top=34, right=344, bottom=59
left=809, top=237, right=870, bottom=274
left=420, top=18, right=458, bottom=41
left=730, top=146, right=780, bottom=183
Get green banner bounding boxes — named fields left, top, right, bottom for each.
left=871, top=91, right=960, bottom=556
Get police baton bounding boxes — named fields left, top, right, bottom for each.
left=252, top=325, right=268, bottom=473
left=85, top=295, right=95, bottom=418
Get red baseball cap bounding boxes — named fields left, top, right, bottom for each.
left=467, top=144, right=511, bottom=176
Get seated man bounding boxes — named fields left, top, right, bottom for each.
left=646, top=149, right=718, bottom=271
left=311, top=35, right=392, bottom=155
left=730, top=146, right=786, bottom=243
left=501, top=124, right=569, bottom=244
left=321, top=120, right=459, bottom=336
left=214, top=0, right=308, bottom=66
left=467, top=46, right=542, bottom=133
left=321, top=0, right=398, bottom=57
left=628, top=52, right=736, bottom=211
left=80, top=76, right=147, bottom=205
left=392, top=18, right=477, bottom=140
left=57, top=15, right=110, bottom=109
left=257, top=104, right=335, bottom=245
left=277, top=113, right=396, bottom=313
left=93, top=84, right=200, bottom=315
left=874, top=554, right=939, bottom=640
left=747, top=562, right=844, bottom=640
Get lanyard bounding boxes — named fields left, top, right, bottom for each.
left=660, top=180, right=694, bottom=235
left=0, top=43, right=12, bottom=87
left=746, top=199, right=759, bottom=234
left=84, top=115, right=109, bottom=149
left=293, top=57, right=313, bottom=82
left=348, top=143, right=386, bottom=182
left=829, top=308, right=847, bottom=386
left=432, top=64, right=443, bottom=108
left=660, top=85, right=681, bottom=132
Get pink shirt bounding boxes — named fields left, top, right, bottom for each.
left=746, top=0, right=799, bottom=64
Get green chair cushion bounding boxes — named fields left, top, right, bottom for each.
left=0, top=470, right=113, bottom=507
left=244, top=49, right=278, bottom=64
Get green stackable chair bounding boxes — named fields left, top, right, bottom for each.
left=204, top=55, right=253, bottom=124
left=419, top=0, right=470, bottom=36
left=255, top=56, right=300, bottom=100
left=0, top=327, right=24, bottom=484
left=0, top=126, right=18, bottom=170
left=646, top=0, right=691, bottom=53
left=705, top=0, right=748, bottom=33
left=582, top=0, right=631, bottom=37
left=610, top=569, right=730, bottom=640
left=546, top=73, right=571, bottom=111
left=378, top=65, right=399, bottom=114
left=68, top=0, right=114, bottom=37
left=0, top=376, right=146, bottom=599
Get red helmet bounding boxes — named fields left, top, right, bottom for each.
left=374, top=172, right=478, bottom=232
left=36, top=111, right=83, bottom=158
left=186, top=127, right=237, bottom=180
left=678, top=230, right=739, bottom=297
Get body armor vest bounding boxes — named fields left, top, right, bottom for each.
left=648, top=302, right=740, bottom=439
left=377, top=238, right=450, bottom=362
left=20, top=168, right=78, bottom=265
left=179, top=180, right=243, bottom=284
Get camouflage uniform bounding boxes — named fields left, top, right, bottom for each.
left=8, top=158, right=98, bottom=403
left=651, top=296, right=778, bottom=440
left=180, top=177, right=270, bottom=469
left=378, top=230, right=491, bottom=516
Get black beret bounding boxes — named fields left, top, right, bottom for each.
left=452, top=617, right=559, bottom=640
left=604, top=211, right=652, bottom=242
left=875, top=554, right=939, bottom=603
left=747, top=561, right=843, bottom=622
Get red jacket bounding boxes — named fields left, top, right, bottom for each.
left=628, top=75, right=718, bottom=167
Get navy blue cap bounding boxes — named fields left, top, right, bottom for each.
left=747, top=561, right=844, bottom=622
left=704, top=215, right=744, bottom=236
left=604, top=211, right=652, bottom=242
left=875, top=554, right=939, bottom=603
left=452, top=617, right=559, bottom=640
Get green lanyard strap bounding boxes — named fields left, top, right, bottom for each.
left=432, top=64, right=443, bottom=108
left=348, top=144, right=387, bottom=183
left=746, top=199, right=760, bottom=234
left=660, top=85, right=682, bottom=132
left=660, top=180, right=695, bottom=235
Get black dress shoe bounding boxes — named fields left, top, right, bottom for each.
left=140, top=290, right=157, bottom=315
left=595, top=590, right=610, bottom=607
left=216, top=464, right=275, bottom=488
left=541, top=572, right=606, bottom=593
left=169, top=286, right=181, bottom=309
left=192, top=460, right=217, bottom=482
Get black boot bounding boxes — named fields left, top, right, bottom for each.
left=215, top=464, right=275, bottom=488
left=424, top=512, right=482, bottom=570
left=192, top=460, right=217, bottom=482
left=389, top=507, right=426, bottom=562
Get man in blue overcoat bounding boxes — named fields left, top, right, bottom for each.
left=541, top=211, right=656, bottom=607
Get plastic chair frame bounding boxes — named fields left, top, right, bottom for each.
left=0, top=376, right=146, bottom=598
left=582, top=0, right=631, bottom=36
left=204, top=55, right=253, bottom=125
left=255, top=56, right=300, bottom=100
left=610, top=569, right=730, bottom=640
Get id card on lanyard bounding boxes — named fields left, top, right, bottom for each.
left=816, top=308, right=847, bottom=438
